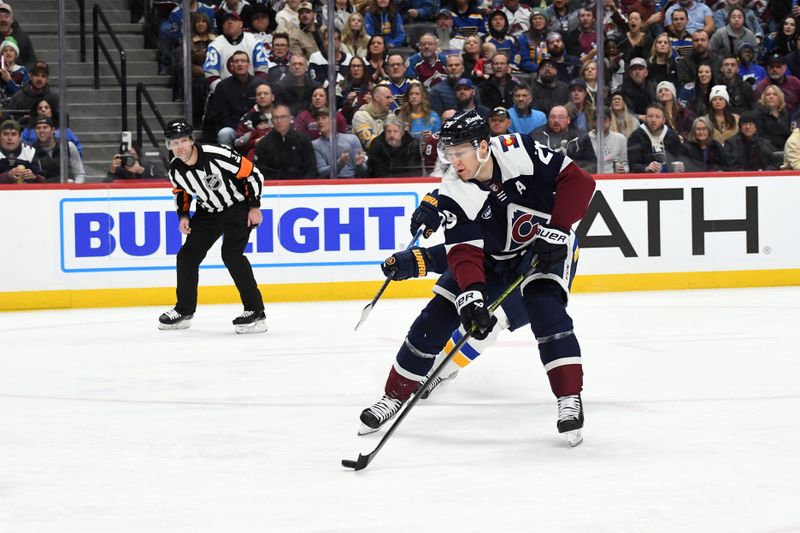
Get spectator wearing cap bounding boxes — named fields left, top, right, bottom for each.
left=655, top=80, right=693, bottom=139
left=710, top=7, right=757, bottom=57
left=704, top=84, right=739, bottom=145
left=215, top=0, right=256, bottom=31
left=565, top=78, right=594, bottom=133
left=478, top=52, right=519, bottom=111
left=429, top=55, right=466, bottom=115
left=289, top=2, right=326, bottom=59
left=489, top=106, right=512, bottom=136
left=366, top=114, right=421, bottom=177
left=530, top=104, right=597, bottom=172
left=517, top=8, right=550, bottom=73
left=664, top=0, right=714, bottom=35
left=712, top=0, right=763, bottom=42
left=275, top=0, right=302, bottom=34
left=296, top=86, right=348, bottom=141
left=31, top=117, right=85, bottom=183
left=352, top=84, right=394, bottom=149
left=0, top=119, right=43, bottom=184
left=0, top=36, right=27, bottom=108
left=590, top=106, right=629, bottom=173
left=159, top=0, right=216, bottom=76
left=627, top=102, right=682, bottom=173
left=754, top=54, right=800, bottom=115
left=253, top=103, right=318, bottom=178
left=679, top=116, right=731, bottom=171
left=450, top=0, right=487, bottom=38
left=507, top=84, right=546, bottom=134
left=676, top=30, right=722, bottom=86
left=620, top=57, right=657, bottom=117
left=204, top=11, right=270, bottom=91
left=434, top=9, right=465, bottom=54
left=718, top=54, right=754, bottom=114
left=396, top=0, right=437, bottom=25
left=405, top=33, right=448, bottom=88
left=0, top=3, right=36, bottom=69
left=531, top=54, right=569, bottom=115
left=736, top=42, right=764, bottom=86
left=214, top=50, right=262, bottom=146
left=545, top=32, right=581, bottom=84
left=545, top=0, right=579, bottom=35
left=454, top=77, right=491, bottom=119
left=486, top=10, right=519, bottom=68
left=312, top=107, right=367, bottom=178
left=364, top=0, right=406, bottom=48
left=8, top=61, right=56, bottom=122
left=20, top=95, right=83, bottom=157
left=565, top=8, right=597, bottom=59
left=726, top=112, right=781, bottom=171
left=753, top=85, right=792, bottom=152
left=501, top=0, right=532, bottom=37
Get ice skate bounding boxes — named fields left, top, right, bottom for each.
left=158, top=309, right=193, bottom=330
left=358, top=395, right=403, bottom=435
left=557, top=394, right=584, bottom=447
left=233, top=310, right=267, bottom=334
left=420, top=369, right=459, bottom=400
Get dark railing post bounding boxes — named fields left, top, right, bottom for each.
left=77, top=0, right=86, bottom=63
left=92, top=5, right=99, bottom=89
left=121, top=50, right=128, bottom=130
left=136, top=83, right=143, bottom=149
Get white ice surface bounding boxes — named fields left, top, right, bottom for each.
left=1, top=287, right=800, bottom=533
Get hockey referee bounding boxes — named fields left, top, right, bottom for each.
left=158, top=119, right=267, bottom=333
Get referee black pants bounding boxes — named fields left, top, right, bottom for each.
left=174, top=202, right=264, bottom=315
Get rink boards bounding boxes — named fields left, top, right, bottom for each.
left=1, top=172, right=799, bottom=310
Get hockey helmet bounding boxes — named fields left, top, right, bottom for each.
left=164, top=118, right=193, bottom=140
left=438, top=110, right=490, bottom=150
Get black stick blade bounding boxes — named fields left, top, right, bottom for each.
left=341, top=454, right=371, bottom=471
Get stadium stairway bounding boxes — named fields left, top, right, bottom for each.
left=16, top=0, right=183, bottom=180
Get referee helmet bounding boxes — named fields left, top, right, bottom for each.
left=165, top=119, right=193, bottom=140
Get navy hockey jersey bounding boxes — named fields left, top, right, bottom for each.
left=437, top=133, right=595, bottom=291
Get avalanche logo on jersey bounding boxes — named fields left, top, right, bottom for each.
left=507, top=203, right=549, bottom=251
left=499, top=134, right=520, bottom=152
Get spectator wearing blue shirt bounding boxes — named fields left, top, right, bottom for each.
left=665, top=0, right=714, bottom=36
left=737, top=42, right=766, bottom=86
left=364, top=0, right=406, bottom=47
left=506, top=84, right=546, bottom=134
left=397, top=0, right=437, bottom=24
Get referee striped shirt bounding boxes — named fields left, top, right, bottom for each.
left=168, top=143, right=264, bottom=217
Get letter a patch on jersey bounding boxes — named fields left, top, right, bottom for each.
left=499, top=134, right=520, bottom=152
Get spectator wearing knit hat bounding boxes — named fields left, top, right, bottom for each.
left=0, top=37, right=28, bottom=107
left=655, top=80, right=693, bottom=139
left=517, top=8, right=550, bottom=73
left=703, top=85, right=739, bottom=145
left=0, top=3, right=36, bottom=69
left=726, top=113, right=781, bottom=171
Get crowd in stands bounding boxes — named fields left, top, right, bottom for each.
left=8, top=0, right=800, bottom=183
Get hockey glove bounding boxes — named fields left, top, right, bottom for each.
left=519, top=224, right=570, bottom=274
left=410, top=190, right=445, bottom=238
left=455, top=289, right=497, bottom=341
left=381, top=247, right=434, bottom=280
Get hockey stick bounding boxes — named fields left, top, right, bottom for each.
left=354, top=227, right=425, bottom=331
left=342, top=260, right=538, bottom=471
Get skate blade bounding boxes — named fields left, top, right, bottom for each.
left=158, top=320, right=191, bottom=330
left=357, top=423, right=380, bottom=436
left=564, top=429, right=583, bottom=447
left=234, top=320, right=267, bottom=334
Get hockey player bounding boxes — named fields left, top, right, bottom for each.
left=158, top=119, right=267, bottom=334
left=358, top=110, right=595, bottom=446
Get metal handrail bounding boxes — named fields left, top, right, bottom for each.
left=136, top=83, right=170, bottom=168
left=93, top=4, right=128, bottom=130
left=77, top=0, right=86, bottom=62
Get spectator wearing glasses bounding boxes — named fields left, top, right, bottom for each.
left=679, top=116, right=730, bottom=171
left=381, top=53, right=412, bottom=106
left=266, top=32, right=292, bottom=85
left=253, top=104, right=318, bottom=178
left=275, top=54, right=321, bottom=116
left=406, top=33, right=448, bottom=88
left=340, top=56, right=373, bottom=124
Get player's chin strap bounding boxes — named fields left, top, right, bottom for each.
left=468, top=142, right=492, bottom=181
